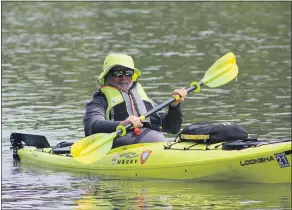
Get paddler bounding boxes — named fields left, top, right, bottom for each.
left=83, top=54, right=187, bottom=148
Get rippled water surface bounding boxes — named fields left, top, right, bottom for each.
left=1, top=2, right=291, bottom=209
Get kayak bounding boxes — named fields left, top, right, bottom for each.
left=10, top=132, right=291, bottom=183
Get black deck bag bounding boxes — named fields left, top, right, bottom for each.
left=178, top=122, right=248, bottom=144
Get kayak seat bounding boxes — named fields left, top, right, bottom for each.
left=52, top=146, right=71, bottom=154
left=52, top=142, right=74, bottom=154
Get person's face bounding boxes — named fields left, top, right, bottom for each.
left=106, top=66, right=134, bottom=91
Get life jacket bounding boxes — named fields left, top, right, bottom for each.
left=101, top=82, right=155, bottom=122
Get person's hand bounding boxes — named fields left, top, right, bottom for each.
left=170, top=88, right=187, bottom=107
left=120, top=115, right=143, bottom=128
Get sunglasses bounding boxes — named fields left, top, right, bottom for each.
left=111, top=69, right=134, bottom=77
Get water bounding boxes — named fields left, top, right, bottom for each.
left=1, top=2, right=291, bottom=209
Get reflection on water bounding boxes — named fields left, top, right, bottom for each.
left=1, top=1, right=291, bottom=209
left=2, top=165, right=291, bottom=209
left=76, top=179, right=291, bottom=210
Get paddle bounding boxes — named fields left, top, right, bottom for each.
left=71, top=52, right=238, bottom=164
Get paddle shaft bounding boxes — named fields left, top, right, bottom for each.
left=116, top=81, right=204, bottom=135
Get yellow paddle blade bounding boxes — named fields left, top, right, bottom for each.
left=71, top=132, right=116, bottom=158
left=74, top=135, right=115, bottom=164
left=201, top=52, right=238, bottom=88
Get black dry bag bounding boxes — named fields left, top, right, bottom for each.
left=179, top=122, right=248, bottom=144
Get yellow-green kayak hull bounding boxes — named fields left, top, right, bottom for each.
left=17, top=141, right=291, bottom=183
